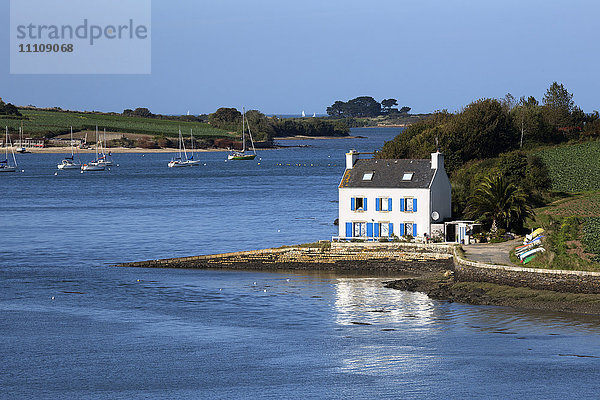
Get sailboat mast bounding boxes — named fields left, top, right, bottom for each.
left=95, top=126, right=99, bottom=160
left=242, top=107, right=246, bottom=152
left=190, top=128, right=194, bottom=158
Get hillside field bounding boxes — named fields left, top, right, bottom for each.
left=537, top=140, right=600, bottom=192
left=0, top=109, right=232, bottom=139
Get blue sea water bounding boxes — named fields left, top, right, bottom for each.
left=1, top=128, right=600, bottom=399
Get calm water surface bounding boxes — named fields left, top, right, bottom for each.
left=2, top=128, right=600, bottom=399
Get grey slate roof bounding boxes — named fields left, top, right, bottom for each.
left=339, top=159, right=435, bottom=189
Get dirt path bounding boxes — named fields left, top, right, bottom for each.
left=462, top=239, right=520, bottom=266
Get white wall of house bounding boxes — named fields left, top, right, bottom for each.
left=338, top=188, right=432, bottom=238
left=429, top=157, right=452, bottom=223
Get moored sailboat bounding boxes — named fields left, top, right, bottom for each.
left=81, top=127, right=105, bottom=171
left=228, top=108, right=257, bottom=161
left=168, top=128, right=198, bottom=168
left=0, top=126, right=18, bottom=173
left=57, top=127, right=83, bottom=170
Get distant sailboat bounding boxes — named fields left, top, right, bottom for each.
left=168, top=128, right=199, bottom=167
left=57, top=126, right=82, bottom=170
left=312, top=112, right=316, bottom=118
left=16, top=125, right=28, bottom=153
left=186, top=129, right=202, bottom=165
left=97, top=128, right=113, bottom=167
left=81, top=127, right=105, bottom=171
left=228, top=108, right=257, bottom=161
left=301, top=110, right=306, bottom=118
left=0, top=126, right=18, bottom=173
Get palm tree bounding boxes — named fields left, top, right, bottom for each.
left=464, top=174, right=534, bottom=231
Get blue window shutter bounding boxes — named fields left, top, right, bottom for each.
left=374, top=223, right=380, bottom=237
left=363, top=198, right=367, bottom=211
left=376, top=198, right=380, bottom=211
left=413, top=223, right=417, bottom=236
left=351, top=198, right=355, bottom=211
left=388, top=198, right=393, bottom=211
left=389, top=223, right=393, bottom=236
left=400, top=223, right=405, bottom=236
left=413, top=198, right=418, bottom=212
left=346, top=223, right=352, bottom=238
left=367, top=223, right=373, bottom=237
left=400, top=198, right=404, bottom=212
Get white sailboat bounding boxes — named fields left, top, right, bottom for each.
left=16, top=125, right=28, bottom=153
left=227, top=108, right=257, bottom=160
left=1, top=126, right=18, bottom=173
left=57, top=127, right=83, bottom=170
left=301, top=110, right=306, bottom=118
left=97, top=128, right=113, bottom=167
left=81, top=127, right=105, bottom=171
left=312, top=112, right=316, bottom=118
left=186, top=129, right=202, bottom=166
left=168, top=128, right=198, bottom=168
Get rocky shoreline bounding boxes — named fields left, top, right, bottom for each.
left=384, top=273, right=600, bottom=315
left=116, top=241, right=600, bottom=315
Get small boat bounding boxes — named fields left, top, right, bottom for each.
left=81, top=162, right=105, bottom=171
left=168, top=128, right=199, bottom=168
left=96, top=128, right=114, bottom=167
left=518, top=246, right=545, bottom=261
left=16, top=126, right=28, bottom=153
left=301, top=110, right=306, bottom=118
left=81, top=127, right=106, bottom=172
left=185, top=129, right=202, bottom=166
left=525, top=228, right=544, bottom=243
left=57, top=127, right=83, bottom=170
left=228, top=108, right=257, bottom=161
left=0, top=126, right=18, bottom=173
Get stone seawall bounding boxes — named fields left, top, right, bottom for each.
left=117, top=244, right=454, bottom=273
left=117, top=242, right=600, bottom=294
left=453, top=249, right=600, bottom=294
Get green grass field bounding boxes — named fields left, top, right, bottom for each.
left=0, top=109, right=232, bottom=139
left=537, top=140, right=600, bottom=192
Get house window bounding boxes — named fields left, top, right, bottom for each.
left=405, top=198, right=414, bottom=212
left=351, top=197, right=367, bottom=211
left=377, top=197, right=390, bottom=211
left=402, top=172, right=414, bottom=181
left=362, top=172, right=374, bottom=181
left=380, top=222, right=389, bottom=236
left=353, top=222, right=366, bottom=237
left=405, top=222, right=414, bottom=236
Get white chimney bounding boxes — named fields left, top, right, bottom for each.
left=346, top=149, right=359, bottom=169
left=431, top=151, right=444, bottom=171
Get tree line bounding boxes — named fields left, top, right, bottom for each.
left=326, top=96, right=411, bottom=118
left=377, top=82, right=600, bottom=232
left=208, top=107, right=350, bottom=142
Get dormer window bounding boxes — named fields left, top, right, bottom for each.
left=402, top=172, right=414, bottom=181
left=362, top=172, right=374, bottom=181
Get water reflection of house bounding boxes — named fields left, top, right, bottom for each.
left=337, top=150, right=452, bottom=241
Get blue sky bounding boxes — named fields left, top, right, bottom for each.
left=1, top=0, right=599, bottom=115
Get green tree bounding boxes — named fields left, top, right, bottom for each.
left=542, top=82, right=574, bottom=128
left=381, top=98, right=398, bottom=113
left=465, top=174, right=534, bottom=231
left=399, top=106, right=411, bottom=114
left=0, top=99, right=21, bottom=116
left=326, top=101, right=346, bottom=117
left=208, top=107, right=242, bottom=130
left=326, top=96, right=381, bottom=117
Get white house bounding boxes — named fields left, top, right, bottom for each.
left=337, top=150, right=452, bottom=240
